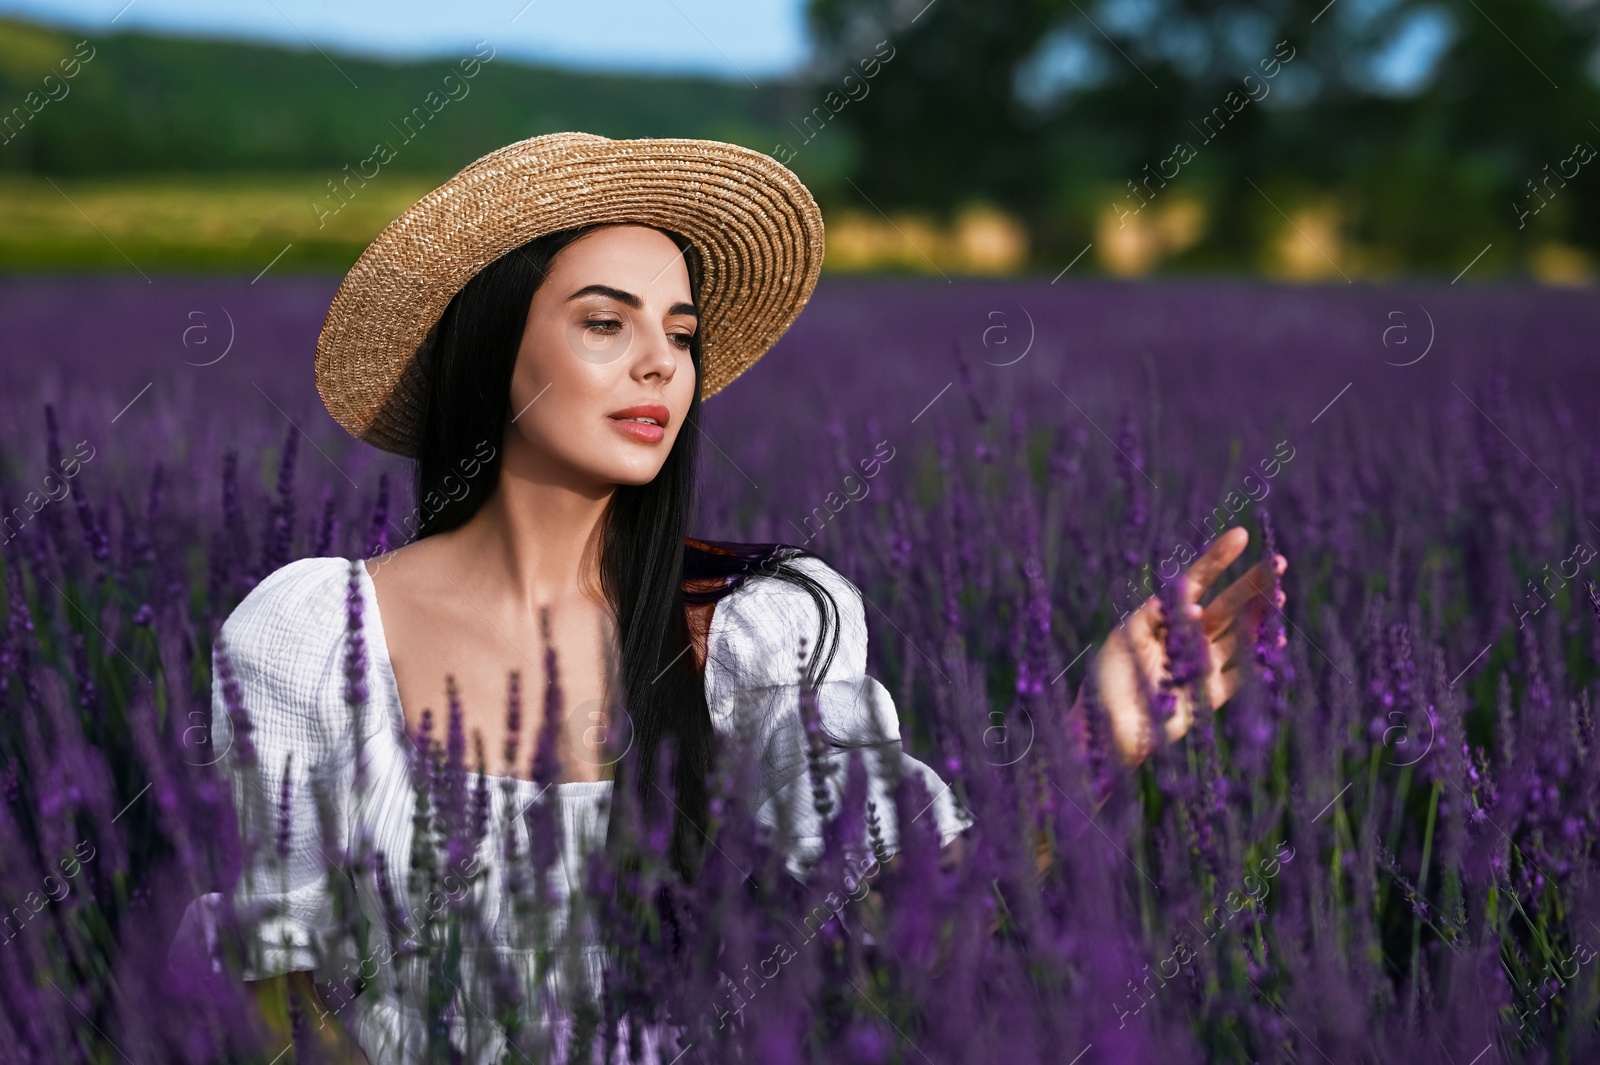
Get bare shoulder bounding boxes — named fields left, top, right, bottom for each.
left=363, top=531, right=449, bottom=586
left=361, top=532, right=480, bottom=629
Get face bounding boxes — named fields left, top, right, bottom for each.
left=503, top=224, right=698, bottom=489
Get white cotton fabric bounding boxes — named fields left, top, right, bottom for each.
left=171, top=553, right=973, bottom=1065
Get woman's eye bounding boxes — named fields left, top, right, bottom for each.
left=586, top=317, right=624, bottom=334
left=671, top=333, right=695, bottom=349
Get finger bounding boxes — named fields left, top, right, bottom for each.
left=1180, top=527, right=1250, bottom=606
left=1209, top=584, right=1287, bottom=651
left=1210, top=629, right=1240, bottom=672
left=1163, top=693, right=1194, bottom=743
left=1128, top=591, right=1171, bottom=633
left=1202, top=555, right=1286, bottom=633
left=1215, top=604, right=1287, bottom=660
left=1201, top=560, right=1273, bottom=634
left=1208, top=662, right=1243, bottom=709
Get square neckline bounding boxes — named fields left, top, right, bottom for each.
left=353, top=557, right=618, bottom=797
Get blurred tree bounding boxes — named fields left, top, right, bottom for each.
left=803, top=0, right=1600, bottom=277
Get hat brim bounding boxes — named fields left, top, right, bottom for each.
left=314, top=132, right=826, bottom=458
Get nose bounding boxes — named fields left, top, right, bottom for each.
left=632, top=327, right=679, bottom=386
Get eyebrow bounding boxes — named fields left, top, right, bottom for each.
left=565, top=284, right=696, bottom=319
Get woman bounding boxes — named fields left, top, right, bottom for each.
left=201, top=133, right=1286, bottom=1064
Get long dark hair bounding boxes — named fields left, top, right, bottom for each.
left=408, top=223, right=845, bottom=883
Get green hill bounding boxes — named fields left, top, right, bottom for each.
left=0, top=15, right=822, bottom=178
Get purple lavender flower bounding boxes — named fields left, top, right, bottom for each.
left=530, top=608, right=565, bottom=789
left=443, top=675, right=470, bottom=873
left=954, top=340, right=990, bottom=425
left=71, top=470, right=109, bottom=565
left=276, top=752, right=294, bottom=861
left=343, top=560, right=371, bottom=791
left=1252, top=507, right=1289, bottom=692
left=795, top=634, right=837, bottom=823
left=3, top=282, right=1598, bottom=1061
left=503, top=668, right=523, bottom=770
left=67, top=629, right=95, bottom=712
left=220, top=448, right=249, bottom=568
left=1015, top=554, right=1052, bottom=700
left=470, top=732, right=490, bottom=853
left=372, top=848, right=407, bottom=938
left=213, top=636, right=255, bottom=767
left=1116, top=407, right=1147, bottom=567
left=363, top=472, right=391, bottom=559
left=312, top=485, right=338, bottom=557
left=259, top=425, right=299, bottom=576
left=1155, top=573, right=1208, bottom=743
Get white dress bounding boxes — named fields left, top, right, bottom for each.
left=171, top=553, right=973, bottom=1065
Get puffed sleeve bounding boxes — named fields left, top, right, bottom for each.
left=204, top=556, right=359, bottom=981
left=704, top=554, right=975, bottom=878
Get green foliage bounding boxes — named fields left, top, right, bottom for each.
left=0, top=16, right=789, bottom=178
left=803, top=0, right=1600, bottom=274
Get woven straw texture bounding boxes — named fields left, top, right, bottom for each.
left=314, top=132, right=826, bottom=458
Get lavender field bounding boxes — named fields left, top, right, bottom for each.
left=1, top=275, right=1598, bottom=1064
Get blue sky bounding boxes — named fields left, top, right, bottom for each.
left=0, top=0, right=813, bottom=81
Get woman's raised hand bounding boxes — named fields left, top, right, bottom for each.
left=1075, top=526, right=1288, bottom=767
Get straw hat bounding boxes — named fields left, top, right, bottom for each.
left=314, top=131, right=826, bottom=458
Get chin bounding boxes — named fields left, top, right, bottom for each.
left=592, top=434, right=680, bottom=487
left=547, top=434, right=670, bottom=487
left=592, top=457, right=669, bottom=487
left=599, top=468, right=658, bottom=487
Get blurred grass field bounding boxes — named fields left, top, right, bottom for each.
left=6, top=173, right=1597, bottom=284
left=0, top=173, right=437, bottom=272
left=0, top=175, right=1039, bottom=276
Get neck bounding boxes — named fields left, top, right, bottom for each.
left=451, top=442, right=614, bottom=614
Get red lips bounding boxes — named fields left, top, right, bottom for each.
left=607, top=404, right=671, bottom=429
left=607, top=403, right=670, bottom=444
